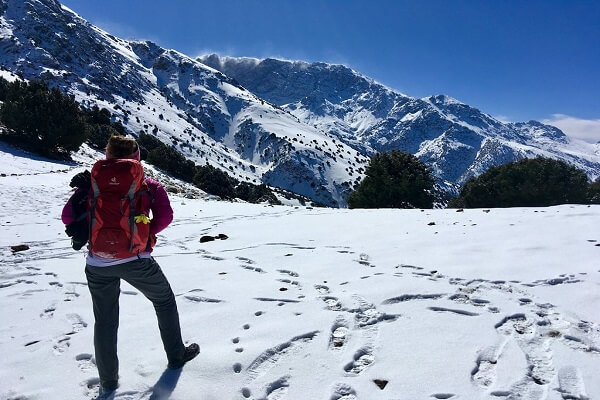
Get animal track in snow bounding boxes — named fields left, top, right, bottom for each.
left=233, top=363, right=242, bottom=373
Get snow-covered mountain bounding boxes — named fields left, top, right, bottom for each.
left=1, top=0, right=599, bottom=207
left=0, top=0, right=367, bottom=206
left=199, top=55, right=600, bottom=188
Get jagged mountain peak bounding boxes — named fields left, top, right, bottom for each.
left=1, top=0, right=598, bottom=205
left=200, top=54, right=599, bottom=186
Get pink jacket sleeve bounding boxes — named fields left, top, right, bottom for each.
left=61, top=191, right=78, bottom=225
left=145, top=178, right=173, bottom=235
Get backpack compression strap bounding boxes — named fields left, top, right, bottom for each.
left=89, top=179, right=100, bottom=247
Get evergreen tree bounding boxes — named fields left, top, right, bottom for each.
left=193, top=164, right=236, bottom=199
left=0, top=78, right=89, bottom=159
left=454, top=157, right=590, bottom=208
left=347, top=151, right=435, bottom=209
left=588, top=177, right=600, bottom=204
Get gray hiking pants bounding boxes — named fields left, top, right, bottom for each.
left=85, top=257, right=185, bottom=382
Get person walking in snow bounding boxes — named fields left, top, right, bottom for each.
left=62, top=135, right=199, bottom=394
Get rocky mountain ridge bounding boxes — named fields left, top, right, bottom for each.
left=1, top=0, right=598, bottom=206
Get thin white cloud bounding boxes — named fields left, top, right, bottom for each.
left=542, top=114, right=600, bottom=144
left=91, top=19, right=160, bottom=43
left=493, top=115, right=513, bottom=123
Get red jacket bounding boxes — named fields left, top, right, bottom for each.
left=61, top=177, right=173, bottom=251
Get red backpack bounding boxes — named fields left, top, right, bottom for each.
left=88, top=159, right=151, bottom=259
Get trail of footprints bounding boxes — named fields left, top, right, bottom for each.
left=15, top=240, right=594, bottom=400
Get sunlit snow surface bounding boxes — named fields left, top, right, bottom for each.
left=0, top=146, right=599, bottom=400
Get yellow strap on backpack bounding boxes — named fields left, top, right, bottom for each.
left=134, top=214, right=151, bottom=224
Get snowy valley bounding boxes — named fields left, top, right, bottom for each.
left=1, top=143, right=599, bottom=400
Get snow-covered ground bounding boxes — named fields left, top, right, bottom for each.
left=1, top=145, right=599, bottom=400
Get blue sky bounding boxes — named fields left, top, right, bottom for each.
left=62, top=0, right=600, bottom=142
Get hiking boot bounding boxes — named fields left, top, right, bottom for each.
left=168, top=343, right=200, bottom=369
left=100, top=379, right=118, bottom=393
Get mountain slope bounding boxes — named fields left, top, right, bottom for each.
left=0, top=0, right=366, bottom=206
left=199, top=55, right=600, bottom=188
left=1, top=0, right=598, bottom=206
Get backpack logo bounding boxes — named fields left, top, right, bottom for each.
left=109, top=177, right=119, bottom=186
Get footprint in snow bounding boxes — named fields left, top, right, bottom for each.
left=428, top=306, right=479, bottom=316
left=76, top=353, right=95, bottom=372
left=344, top=347, right=374, bottom=375
left=329, top=316, right=350, bottom=350
left=431, top=393, right=456, bottom=399
left=67, top=313, right=88, bottom=333
left=331, top=384, right=358, bottom=400
left=314, top=284, right=330, bottom=294
left=557, top=366, right=589, bottom=400
left=277, top=269, right=299, bottom=277
left=53, top=336, right=71, bottom=355
left=262, top=376, right=290, bottom=400
left=40, top=305, right=56, bottom=319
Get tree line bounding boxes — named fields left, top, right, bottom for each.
left=348, top=150, right=600, bottom=208
left=0, top=77, right=280, bottom=205
left=1, top=76, right=597, bottom=208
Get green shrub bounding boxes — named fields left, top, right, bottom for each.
left=347, top=150, right=434, bottom=209
left=455, top=157, right=590, bottom=208
left=0, top=78, right=88, bottom=159
left=589, top=178, right=600, bottom=204
left=235, top=182, right=281, bottom=204
left=193, top=164, right=236, bottom=199
left=84, top=106, right=125, bottom=149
